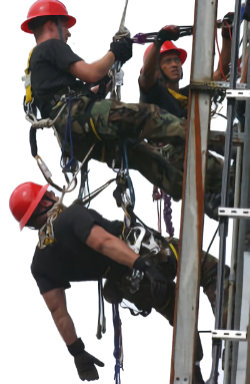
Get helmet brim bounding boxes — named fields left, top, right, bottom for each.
left=21, top=14, right=76, bottom=33
left=161, top=48, right=187, bottom=65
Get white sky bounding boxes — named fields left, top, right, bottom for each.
left=0, top=0, right=236, bottom=383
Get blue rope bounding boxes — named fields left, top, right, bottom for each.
left=112, top=303, right=123, bottom=384
left=60, top=97, right=76, bottom=172
left=111, top=142, right=136, bottom=383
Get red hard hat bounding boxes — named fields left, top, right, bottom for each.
left=9, top=182, right=49, bottom=230
left=143, top=41, right=187, bottom=65
left=21, top=0, right=76, bottom=33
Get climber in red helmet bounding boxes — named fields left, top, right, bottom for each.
left=9, top=181, right=176, bottom=382
left=139, top=24, right=232, bottom=117
left=138, top=15, right=234, bottom=221
left=20, top=0, right=189, bottom=202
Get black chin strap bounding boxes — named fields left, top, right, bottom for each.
left=33, top=195, right=57, bottom=219
left=56, top=17, right=64, bottom=42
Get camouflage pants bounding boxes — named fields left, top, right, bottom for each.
left=103, top=236, right=229, bottom=362
left=53, top=97, right=223, bottom=201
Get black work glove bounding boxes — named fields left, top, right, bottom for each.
left=133, top=255, right=169, bottom=305
left=155, top=25, right=180, bottom=46
left=68, top=338, right=104, bottom=381
left=221, top=12, right=234, bottom=39
left=243, top=0, right=250, bottom=22
left=109, top=37, right=133, bottom=64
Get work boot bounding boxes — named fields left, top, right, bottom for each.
left=193, top=364, right=205, bottom=384
left=204, top=188, right=234, bottom=221
left=204, top=191, right=221, bottom=220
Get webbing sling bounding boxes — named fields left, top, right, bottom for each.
left=24, top=49, right=34, bottom=105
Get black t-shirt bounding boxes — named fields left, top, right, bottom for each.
left=31, top=203, right=124, bottom=294
left=29, top=39, right=89, bottom=117
left=140, top=78, right=189, bottom=118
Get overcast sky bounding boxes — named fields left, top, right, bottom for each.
left=0, top=0, right=236, bottom=383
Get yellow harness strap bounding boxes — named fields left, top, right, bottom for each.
left=168, top=88, right=188, bottom=110
left=89, top=117, right=102, bottom=141
left=169, top=242, right=178, bottom=261
left=24, top=48, right=34, bottom=104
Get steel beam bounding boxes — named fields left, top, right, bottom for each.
left=170, top=1, right=217, bottom=383
left=231, top=16, right=250, bottom=384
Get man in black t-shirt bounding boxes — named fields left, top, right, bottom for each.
left=139, top=13, right=233, bottom=116
left=139, top=40, right=189, bottom=118
left=10, top=181, right=176, bottom=382
left=9, top=180, right=230, bottom=384
left=138, top=19, right=234, bottom=220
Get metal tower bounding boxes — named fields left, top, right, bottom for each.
left=170, top=1, right=250, bottom=383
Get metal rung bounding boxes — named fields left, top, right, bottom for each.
left=212, top=330, right=247, bottom=341
left=218, top=207, right=250, bottom=218
left=174, top=377, right=190, bottom=384
left=226, top=89, right=250, bottom=99
left=190, top=80, right=246, bottom=91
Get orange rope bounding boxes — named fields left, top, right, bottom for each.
left=215, top=21, right=233, bottom=81
left=215, top=29, right=227, bottom=81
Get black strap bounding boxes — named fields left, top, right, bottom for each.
left=243, top=0, right=250, bottom=21
left=29, top=128, right=38, bottom=157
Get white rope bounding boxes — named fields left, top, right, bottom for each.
left=117, top=0, right=130, bottom=38
left=26, top=102, right=67, bottom=129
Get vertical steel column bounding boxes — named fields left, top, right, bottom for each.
left=208, top=1, right=242, bottom=383
left=245, top=309, right=250, bottom=383
left=231, top=19, right=250, bottom=383
left=170, top=1, right=217, bottom=383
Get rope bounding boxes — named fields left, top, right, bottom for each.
left=123, top=141, right=135, bottom=209
left=215, top=29, right=228, bottom=81
left=153, top=187, right=174, bottom=237
left=163, top=193, right=175, bottom=237
left=96, top=279, right=106, bottom=340
left=60, top=97, right=77, bottom=172
left=112, top=303, right=123, bottom=384
left=81, top=177, right=116, bottom=206
left=157, top=198, right=162, bottom=233
left=110, top=3, right=133, bottom=381
left=26, top=101, right=67, bottom=128
left=27, top=101, right=78, bottom=192
left=111, top=0, right=130, bottom=101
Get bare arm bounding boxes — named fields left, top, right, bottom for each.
left=213, top=36, right=232, bottom=81
left=69, top=51, right=115, bottom=83
left=139, top=43, right=161, bottom=92
left=86, top=225, right=138, bottom=268
left=240, top=51, right=248, bottom=83
left=43, top=288, right=78, bottom=346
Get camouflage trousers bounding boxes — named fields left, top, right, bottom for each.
left=53, top=96, right=223, bottom=201
left=103, top=236, right=229, bottom=362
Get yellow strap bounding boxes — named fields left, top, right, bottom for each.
left=89, top=117, right=102, bottom=141
left=168, top=88, right=188, bottom=110
left=24, top=48, right=34, bottom=104
left=169, top=242, right=178, bottom=261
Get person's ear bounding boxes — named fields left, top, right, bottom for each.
left=46, top=19, right=57, bottom=33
